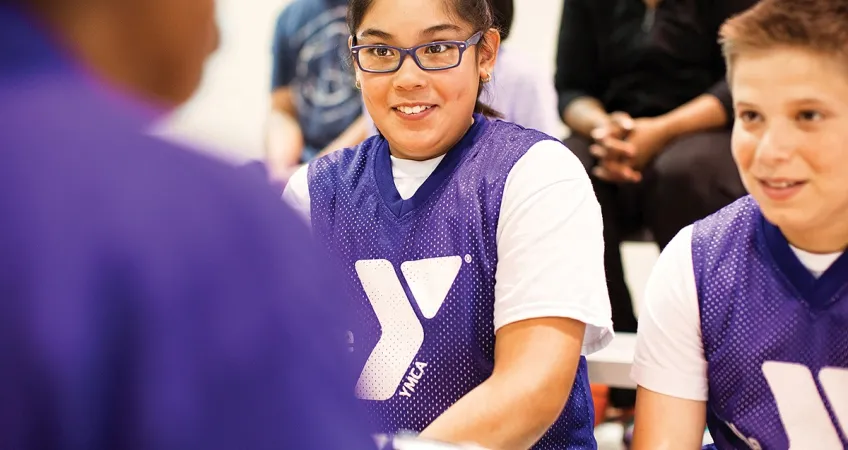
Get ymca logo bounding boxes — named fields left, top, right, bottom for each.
left=352, top=255, right=465, bottom=401
left=752, top=362, right=848, bottom=449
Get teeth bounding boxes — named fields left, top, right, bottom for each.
left=397, top=105, right=431, bottom=115
left=764, top=180, right=797, bottom=188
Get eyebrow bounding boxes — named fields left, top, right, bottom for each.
left=358, top=24, right=464, bottom=42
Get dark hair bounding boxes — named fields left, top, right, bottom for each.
left=347, top=0, right=502, bottom=118
left=489, top=0, right=514, bottom=40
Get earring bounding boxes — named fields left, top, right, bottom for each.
left=481, top=72, right=492, bottom=83
left=355, top=79, right=362, bottom=90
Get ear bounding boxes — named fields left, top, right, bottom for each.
left=477, top=28, right=501, bottom=79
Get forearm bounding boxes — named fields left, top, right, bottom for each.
left=419, top=375, right=570, bottom=450
left=631, top=387, right=707, bottom=450
left=266, top=109, right=305, bottom=170
left=657, top=94, right=728, bottom=139
left=563, top=96, right=610, bottom=137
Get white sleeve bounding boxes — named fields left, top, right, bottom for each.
left=281, top=163, right=311, bottom=222
left=494, top=140, right=614, bottom=355
left=630, top=225, right=708, bottom=401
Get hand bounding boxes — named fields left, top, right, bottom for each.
left=591, top=115, right=673, bottom=183
left=589, top=112, right=638, bottom=183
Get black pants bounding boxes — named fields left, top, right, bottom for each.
left=565, top=130, right=746, bottom=408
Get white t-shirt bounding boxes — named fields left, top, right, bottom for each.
left=283, top=139, right=614, bottom=355
left=631, top=225, right=842, bottom=401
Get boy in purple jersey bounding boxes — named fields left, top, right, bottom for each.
left=283, top=0, right=614, bottom=448
left=630, top=0, right=848, bottom=448
left=0, top=1, right=376, bottom=449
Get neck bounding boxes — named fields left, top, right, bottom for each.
left=32, top=4, right=170, bottom=108
left=782, top=225, right=848, bottom=254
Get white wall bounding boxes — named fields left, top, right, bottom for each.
left=158, top=0, right=291, bottom=162
left=160, top=0, right=565, bottom=162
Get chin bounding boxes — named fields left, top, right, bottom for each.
left=756, top=200, right=813, bottom=232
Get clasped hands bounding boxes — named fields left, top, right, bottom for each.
left=589, top=112, right=672, bottom=183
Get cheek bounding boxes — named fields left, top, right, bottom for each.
left=798, top=133, right=845, bottom=176
left=361, top=78, right=391, bottom=112
left=731, top=127, right=757, bottom=171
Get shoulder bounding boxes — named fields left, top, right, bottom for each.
left=501, top=137, right=587, bottom=192
left=274, top=0, right=346, bottom=36
left=0, top=86, right=298, bottom=262
left=691, top=195, right=760, bottom=252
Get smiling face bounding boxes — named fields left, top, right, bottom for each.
left=730, top=46, right=848, bottom=252
left=352, top=0, right=498, bottom=161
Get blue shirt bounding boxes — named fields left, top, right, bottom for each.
left=271, top=0, right=362, bottom=162
left=0, top=6, right=374, bottom=450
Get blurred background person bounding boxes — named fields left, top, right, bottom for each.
left=554, top=0, right=756, bottom=419
left=265, top=0, right=367, bottom=183
left=0, top=0, right=376, bottom=448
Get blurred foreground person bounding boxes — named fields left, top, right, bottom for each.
left=0, top=1, right=376, bottom=449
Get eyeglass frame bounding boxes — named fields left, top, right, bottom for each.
left=350, top=31, right=484, bottom=74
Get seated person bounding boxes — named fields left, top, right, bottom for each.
left=265, top=0, right=367, bottom=182
left=630, top=0, right=848, bottom=448
left=363, top=0, right=563, bottom=137
left=554, top=0, right=757, bottom=412
left=284, top=0, right=613, bottom=447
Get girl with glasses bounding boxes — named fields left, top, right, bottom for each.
left=284, top=0, right=613, bottom=448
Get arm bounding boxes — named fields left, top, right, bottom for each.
left=420, top=318, right=587, bottom=450
left=667, top=0, right=762, bottom=135
left=629, top=226, right=709, bottom=450
left=554, top=0, right=609, bottom=136
left=266, top=87, right=305, bottom=175
left=632, top=387, right=707, bottom=450
left=564, top=97, right=611, bottom=138
left=655, top=93, right=728, bottom=139
left=281, top=163, right=311, bottom=222
left=265, top=9, right=305, bottom=176
left=421, top=141, right=614, bottom=448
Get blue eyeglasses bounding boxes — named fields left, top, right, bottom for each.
left=351, top=31, right=483, bottom=73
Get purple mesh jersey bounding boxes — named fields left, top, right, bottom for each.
left=692, top=196, right=848, bottom=449
left=308, top=115, right=597, bottom=449
left=0, top=6, right=375, bottom=450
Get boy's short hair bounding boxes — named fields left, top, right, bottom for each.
left=720, top=0, right=848, bottom=70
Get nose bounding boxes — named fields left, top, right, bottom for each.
left=392, top=53, right=427, bottom=91
left=754, top=124, right=797, bottom=167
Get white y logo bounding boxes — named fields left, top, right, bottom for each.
left=761, top=361, right=848, bottom=449
left=353, top=256, right=464, bottom=401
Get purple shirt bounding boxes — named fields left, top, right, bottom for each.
left=693, top=196, right=848, bottom=449
left=0, top=6, right=374, bottom=450
left=308, top=116, right=597, bottom=449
